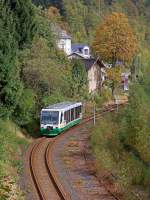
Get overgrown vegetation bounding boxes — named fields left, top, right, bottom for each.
left=0, top=0, right=150, bottom=199
left=71, top=60, right=88, bottom=99
left=0, top=1, right=94, bottom=198
left=92, top=54, right=150, bottom=199
left=0, top=120, right=28, bottom=199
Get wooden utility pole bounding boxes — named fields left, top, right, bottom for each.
left=93, top=104, right=96, bottom=126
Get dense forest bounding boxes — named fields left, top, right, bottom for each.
left=0, top=0, right=150, bottom=199
left=32, top=0, right=150, bottom=43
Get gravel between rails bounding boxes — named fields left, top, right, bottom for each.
left=24, top=104, right=125, bottom=200
left=49, top=120, right=119, bottom=200
left=24, top=138, right=61, bottom=200
left=24, top=138, right=42, bottom=200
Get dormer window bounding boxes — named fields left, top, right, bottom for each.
left=71, top=44, right=90, bottom=58
left=84, top=48, right=89, bottom=55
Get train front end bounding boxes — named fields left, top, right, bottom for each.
left=40, top=110, right=60, bottom=136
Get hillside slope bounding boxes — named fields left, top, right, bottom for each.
left=32, top=0, right=150, bottom=46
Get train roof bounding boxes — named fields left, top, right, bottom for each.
left=42, top=102, right=82, bottom=111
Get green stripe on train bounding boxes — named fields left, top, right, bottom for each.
left=40, top=118, right=81, bottom=136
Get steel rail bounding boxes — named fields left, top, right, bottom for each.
left=45, top=103, right=125, bottom=200
left=46, top=140, right=71, bottom=200
left=30, top=137, right=48, bottom=200
left=29, top=103, right=126, bottom=200
left=30, top=137, right=65, bottom=200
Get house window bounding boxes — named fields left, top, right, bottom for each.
left=60, top=41, right=65, bottom=50
left=71, top=108, right=74, bottom=121
left=84, top=49, right=89, bottom=55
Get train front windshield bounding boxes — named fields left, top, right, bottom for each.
left=41, top=111, right=59, bottom=125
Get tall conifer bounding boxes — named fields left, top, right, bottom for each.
left=0, top=0, right=23, bottom=117
left=7, top=0, right=37, bottom=48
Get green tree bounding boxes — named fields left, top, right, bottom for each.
left=0, top=0, right=23, bottom=117
left=35, top=6, right=55, bottom=48
left=71, top=60, right=88, bottom=98
left=124, top=0, right=139, bottom=17
left=130, top=54, right=141, bottom=81
left=32, top=0, right=65, bottom=14
left=7, top=0, right=37, bottom=48
left=106, top=66, right=122, bottom=96
left=20, top=36, right=71, bottom=110
left=14, top=89, right=36, bottom=125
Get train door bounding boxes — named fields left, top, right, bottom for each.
left=59, top=111, right=64, bottom=128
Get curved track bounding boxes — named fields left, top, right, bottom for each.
left=29, top=138, right=64, bottom=200
left=27, top=104, right=125, bottom=200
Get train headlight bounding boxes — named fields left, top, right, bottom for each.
left=47, top=126, right=53, bottom=130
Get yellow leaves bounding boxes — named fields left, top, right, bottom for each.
left=46, top=6, right=61, bottom=19
left=107, top=67, right=121, bottom=81
left=92, top=12, right=138, bottom=63
left=44, top=6, right=62, bottom=25
left=0, top=176, right=24, bottom=200
left=106, top=66, right=122, bottom=85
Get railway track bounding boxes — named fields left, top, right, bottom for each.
left=29, top=138, right=65, bottom=200
left=26, top=104, right=125, bottom=200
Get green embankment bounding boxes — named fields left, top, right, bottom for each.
left=0, top=120, right=29, bottom=200
left=0, top=1, right=90, bottom=199
left=91, top=69, right=150, bottom=199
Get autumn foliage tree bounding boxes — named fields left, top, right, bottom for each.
left=92, top=12, right=137, bottom=66
left=106, top=67, right=122, bottom=96
left=45, top=6, right=62, bottom=24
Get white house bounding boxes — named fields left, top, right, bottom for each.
left=53, top=27, right=106, bottom=92
left=54, top=26, right=91, bottom=58
left=57, top=30, right=72, bottom=55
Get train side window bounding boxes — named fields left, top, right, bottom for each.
left=75, top=107, right=79, bottom=119
left=76, top=106, right=80, bottom=118
left=68, top=110, right=71, bottom=122
left=65, top=109, right=75, bottom=123
left=79, top=106, right=82, bottom=114
left=71, top=108, right=74, bottom=121
left=75, top=107, right=77, bottom=119
left=67, top=110, right=69, bottom=123
left=77, top=106, right=82, bottom=118
left=78, top=107, right=79, bottom=118
left=64, top=111, right=67, bottom=123
left=64, top=111, right=67, bottom=121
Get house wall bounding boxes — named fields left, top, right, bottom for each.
left=88, top=64, right=99, bottom=93
left=57, top=38, right=71, bottom=55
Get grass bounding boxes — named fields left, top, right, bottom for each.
left=0, top=119, right=30, bottom=200
left=91, top=112, right=150, bottom=199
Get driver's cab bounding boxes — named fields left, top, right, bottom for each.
left=40, top=110, right=60, bottom=130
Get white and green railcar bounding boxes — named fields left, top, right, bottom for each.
left=40, top=102, right=82, bottom=136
